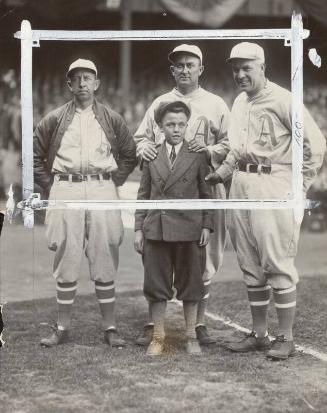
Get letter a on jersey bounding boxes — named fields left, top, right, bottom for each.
left=254, top=114, right=279, bottom=148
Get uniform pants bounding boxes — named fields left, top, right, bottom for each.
left=228, top=170, right=302, bottom=289
left=45, top=177, right=124, bottom=283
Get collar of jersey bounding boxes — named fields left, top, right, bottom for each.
left=173, top=86, right=202, bottom=100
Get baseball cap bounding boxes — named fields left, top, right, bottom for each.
left=168, top=44, right=203, bottom=64
left=227, top=42, right=265, bottom=63
left=66, top=58, right=98, bottom=78
left=154, top=100, right=191, bottom=125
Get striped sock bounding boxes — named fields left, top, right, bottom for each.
left=56, top=281, right=77, bottom=330
left=247, top=285, right=271, bottom=338
left=196, top=280, right=211, bottom=327
left=183, top=301, right=198, bottom=339
left=95, top=281, right=116, bottom=330
left=151, top=301, right=167, bottom=340
left=273, top=286, right=297, bottom=341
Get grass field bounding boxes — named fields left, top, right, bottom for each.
left=1, top=276, right=327, bottom=413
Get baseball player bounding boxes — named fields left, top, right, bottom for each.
left=206, top=42, right=326, bottom=359
left=134, top=44, right=230, bottom=346
left=34, top=59, right=137, bottom=347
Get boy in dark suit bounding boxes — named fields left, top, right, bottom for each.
left=134, top=101, right=214, bottom=356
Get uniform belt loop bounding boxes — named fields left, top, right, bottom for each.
left=87, top=175, right=91, bottom=183
left=246, top=164, right=250, bottom=174
left=68, top=174, right=72, bottom=187
left=99, top=173, right=104, bottom=186
left=258, top=164, right=262, bottom=175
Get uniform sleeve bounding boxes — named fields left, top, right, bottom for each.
left=134, top=160, right=151, bottom=231
left=33, top=116, right=53, bottom=196
left=283, top=100, right=326, bottom=192
left=302, top=106, right=326, bottom=192
left=214, top=150, right=237, bottom=183
left=111, top=114, right=138, bottom=186
left=134, top=104, right=156, bottom=157
left=198, top=154, right=214, bottom=232
left=207, top=101, right=231, bottom=169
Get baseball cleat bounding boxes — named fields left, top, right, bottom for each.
left=266, top=335, right=296, bottom=360
left=195, top=325, right=216, bottom=345
left=104, top=329, right=127, bottom=347
left=186, top=338, right=202, bottom=355
left=135, top=324, right=154, bottom=346
left=40, top=325, right=69, bottom=347
left=146, top=338, right=164, bottom=356
left=224, top=331, right=271, bottom=353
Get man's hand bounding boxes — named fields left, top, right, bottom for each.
left=198, top=228, right=210, bottom=247
left=142, top=141, right=158, bottom=161
left=188, top=138, right=208, bottom=154
left=134, top=230, right=144, bottom=254
left=205, top=172, right=223, bottom=185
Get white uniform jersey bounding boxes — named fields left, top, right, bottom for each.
left=217, top=80, right=326, bottom=191
left=134, top=87, right=230, bottom=169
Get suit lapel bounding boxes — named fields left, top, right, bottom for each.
left=152, top=144, right=171, bottom=185
left=164, top=141, right=197, bottom=192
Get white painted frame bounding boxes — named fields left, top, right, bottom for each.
left=15, top=14, right=308, bottom=227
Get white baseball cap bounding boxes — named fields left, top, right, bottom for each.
left=168, top=44, right=203, bottom=64
left=66, top=58, right=98, bottom=78
left=227, top=42, right=265, bottom=63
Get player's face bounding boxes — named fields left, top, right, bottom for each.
left=170, top=54, right=204, bottom=92
left=160, top=111, right=188, bottom=146
left=231, top=59, right=266, bottom=96
left=67, top=69, right=100, bottom=106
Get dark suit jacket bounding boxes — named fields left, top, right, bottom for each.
left=135, top=140, right=214, bottom=242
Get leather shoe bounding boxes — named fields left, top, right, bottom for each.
left=266, top=335, right=296, bottom=360
left=135, top=324, right=154, bottom=346
left=104, top=329, right=126, bottom=347
left=186, top=338, right=202, bottom=355
left=40, top=326, right=69, bottom=347
left=195, top=325, right=216, bottom=345
left=225, top=331, right=271, bottom=352
left=146, top=338, right=164, bottom=356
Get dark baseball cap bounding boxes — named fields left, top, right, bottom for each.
left=154, top=100, right=191, bottom=125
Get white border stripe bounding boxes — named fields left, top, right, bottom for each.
left=249, top=300, right=270, bottom=306
left=274, top=286, right=296, bottom=294
left=247, top=286, right=271, bottom=292
left=57, top=299, right=74, bottom=304
left=98, top=297, right=115, bottom=304
left=172, top=300, right=327, bottom=363
left=56, top=285, right=77, bottom=292
left=95, top=284, right=115, bottom=291
left=275, top=301, right=296, bottom=308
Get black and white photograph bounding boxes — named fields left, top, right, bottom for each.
left=0, top=1, right=327, bottom=412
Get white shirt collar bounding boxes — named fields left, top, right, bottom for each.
left=165, top=140, right=184, bottom=157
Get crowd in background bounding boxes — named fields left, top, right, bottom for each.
left=0, top=69, right=327, bottom=209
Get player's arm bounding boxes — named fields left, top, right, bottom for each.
left=205, top=150, right=237, bottom=185
left=134, top=161, right=152, bottom=254
left=302, top=107, right=326, bottom=192
left=134, top=107, right=159, bottom=161
left=198, top=155, right=214, bottom=246
left=206, top=106, right=231, bottom=168
left=112, top=114, right=138, bottom=186
left=33, top=116, right=54, bottom=197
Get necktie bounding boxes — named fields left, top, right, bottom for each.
left=170, top=145, right=176, bottom=164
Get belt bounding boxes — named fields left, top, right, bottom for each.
left=56, top=173, right=111, bottom=182
left=238, top=162, right=271, bottom=174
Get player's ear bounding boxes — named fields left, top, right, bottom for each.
left=170, top=65, right=175, bottom=76
left=67, top=79, right=73, bottom=92
left=199, top=64, right=204, bottom=77
left=94, top=78, right=100, bottom=91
